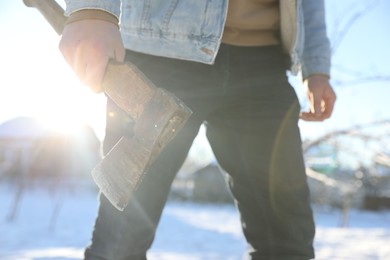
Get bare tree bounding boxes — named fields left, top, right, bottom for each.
left=328, top=0, right=390, bottom=86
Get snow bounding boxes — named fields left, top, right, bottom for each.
left=0, top=185, right=389, bottom=260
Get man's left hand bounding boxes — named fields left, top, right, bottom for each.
left=300, top=74, right=336, bottom=121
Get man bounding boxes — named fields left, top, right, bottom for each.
left=60, top=0, right=336, bottom=259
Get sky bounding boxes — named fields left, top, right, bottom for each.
left=0, top=0, right=389, bottom=142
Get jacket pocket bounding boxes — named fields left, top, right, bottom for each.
left=122, top=0, right=223, bottom=40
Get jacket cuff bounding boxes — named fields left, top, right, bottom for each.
left=301, top=56, right=331, bottom=79
left=65, top=9, right=119, bottom=27
left=64, top=0, right=120, bottom=19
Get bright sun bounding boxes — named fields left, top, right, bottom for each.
left=1, top=4, right=111, bottom=141
left=30, top=77, right=107, bottom=138
left=0, top=30, right=107, bottom=140
left=38, top=111, right=93, bottom=135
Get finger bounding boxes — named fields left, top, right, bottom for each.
left=58, top=37, right=76, bottom=70
left=114, top=43, right=126, bottom=62
left=322, top=91, right=337, bottom=119
left=84, top=41, right=119, bottom=91
left=85, top=54, right=109, bottom=93
left=299, top=112, right=311, bottom=121
left=312, top=92, right=323, bottom=117
left=73, top=42, right=108, bottom=92
left=300, top=112, right=315, bottom=121
left=300, top=112, right=326, bottom=122
left=73, top=47, right=88, bottom=84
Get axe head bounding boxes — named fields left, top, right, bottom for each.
left=92, top=88, right=192, bottom=211
left=92, top=136, right=150, bottom=210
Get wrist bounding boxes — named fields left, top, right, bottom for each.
left=66, top=9, right=119, bottom=28
left=304, top=74, right=330, bottom=84
left=305, top=74, right=330, bottom=80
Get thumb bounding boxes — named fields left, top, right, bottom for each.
left=114, top=43, right=126, bottom=63
left=311, top=91, right=322, bottom=116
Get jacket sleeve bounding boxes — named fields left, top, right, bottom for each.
left=301, top=0, right=331, bottom=79
left=64, top=0, right=121, bottom=20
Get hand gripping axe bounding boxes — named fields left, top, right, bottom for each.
left=23, top=0, right=192, bottom=211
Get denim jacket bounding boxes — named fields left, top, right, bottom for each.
left=64, top=0, right=331, bottom=78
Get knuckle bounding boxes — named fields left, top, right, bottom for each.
left=91, top=85, right=103, bottom=94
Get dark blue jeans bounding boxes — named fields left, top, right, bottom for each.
left=85, top=45, right=315, bottom=260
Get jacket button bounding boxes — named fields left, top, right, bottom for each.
left=201, top=47, right=213, bottom=56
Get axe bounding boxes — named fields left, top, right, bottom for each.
left=24, top=0, right=192, bottom=211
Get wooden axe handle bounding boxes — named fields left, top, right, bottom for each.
left=23, top=0, right=66, bottom=35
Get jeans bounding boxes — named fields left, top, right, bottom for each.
left=84, top=45, right=315, bottom=260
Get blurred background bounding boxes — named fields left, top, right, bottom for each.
left=0, top=0, right=389, bottom=259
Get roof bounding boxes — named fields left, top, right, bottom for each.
left=0, top=117, right=51, bottom=138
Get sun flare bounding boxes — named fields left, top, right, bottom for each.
left=38, top=114, right=88, bottom=135
left=0, top=13, right=107, bottom=140
left=30, top=85, right=107, bottom=138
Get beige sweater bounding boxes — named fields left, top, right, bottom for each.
left=67, top=0, right=281, bottom=47
left=222, top=0, right=280, bottom=46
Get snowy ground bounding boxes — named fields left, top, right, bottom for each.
left=0, top=185, right=389, bottom=260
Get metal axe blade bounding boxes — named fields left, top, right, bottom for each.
left=92, top=136, right=150, bottom=211
left=92, top=88, right=191, bottom=211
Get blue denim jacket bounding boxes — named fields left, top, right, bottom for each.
left=64, top=0, right=330, bottom=78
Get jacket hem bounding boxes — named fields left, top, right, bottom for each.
left=122, top=33, right=219, bottom=65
